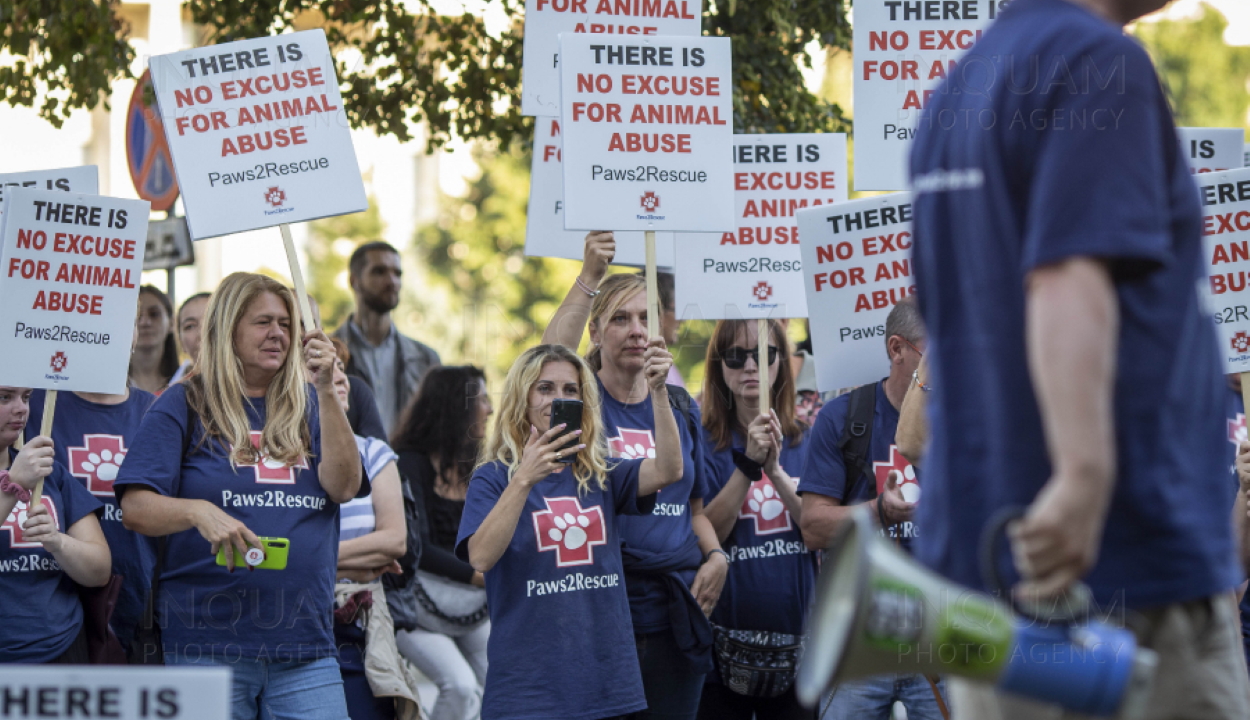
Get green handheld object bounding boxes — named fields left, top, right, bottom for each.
left=216, top=537, right=290, bottom=570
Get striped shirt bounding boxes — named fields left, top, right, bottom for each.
left=339, top=435, right=398, bottom=541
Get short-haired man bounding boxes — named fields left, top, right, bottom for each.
left=797, top=296, right=946, bottom=719
left=909, top=0, right=1249, bottom=716
left=333, top=241, right=440, bottom=435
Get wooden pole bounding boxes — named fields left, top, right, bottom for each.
left=28, top=390, right=56, bottom=508
left=758, top=318, right=770, bottom=417
left=1242, top=372, right=1250, bottom=429
left=645, top=230, right=659, bottom=338
left=281, top=223, right=317, bottom=335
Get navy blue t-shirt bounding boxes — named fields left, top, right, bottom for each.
left=1, top=456, right=104, bottom=662
left=28, top=388, right=156, bottom=649
left=598, top=378, right=708, bottom=633
left=797, top=381, right=922, bottom=549
left=456, top=459, right=654, bottom=720
left=114, top=383, right=368, bottom=662
left=909, top=0, right=1237, bottom=606
left=702, top=426, right=816, bottom=638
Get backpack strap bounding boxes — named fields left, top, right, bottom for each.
left=836, top=383, right=877, bottom=501
left=665, top=384, right=706, bottom=494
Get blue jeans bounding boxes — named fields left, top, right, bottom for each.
left=820, top=675, right=947, bottom=720
left=630, top=629, right=706, bottom=720
left=166, top=653, right=350, bottom=720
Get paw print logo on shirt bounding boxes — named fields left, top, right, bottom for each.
left=608, top=427, right=655, bottom=460
left=533, top=496, right=607, bottom=567
left=873, top=445, right=921, bottom=504
left=240, top=431, right=309, bottom=484
left=2, top=498, right=60, bottom=549
left=1230, top=414, right=1246, bottom=446
left=739, top=477, right=793, bottom=535
left=68, top=434, right=128, bottom=497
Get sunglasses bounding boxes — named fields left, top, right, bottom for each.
left=721, top=345, right=779, bottom=370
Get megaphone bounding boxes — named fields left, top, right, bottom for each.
left=797, top=505, right=1157, bottom=718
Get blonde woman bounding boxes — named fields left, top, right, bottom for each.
left=545, top=234, right=728, bottom=720
left=456, top=343, right=684, bottom=720
left=117, top=273, right=364, bottom=720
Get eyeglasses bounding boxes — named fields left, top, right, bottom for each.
left=903, top=338, right=925, bottom=357
left=721, top=345, right=779, bottom=370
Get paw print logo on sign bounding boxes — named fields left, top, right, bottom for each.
left=68, top=434, right=128, bottom=497
left=1233, top=332, right=1250, bottom=354
left=241, top=430, right=308, bottom=484
left=752, top=282, right=773, bottom=302
left=2, top=498, right=60, bottom=549
left=50, top=352, right=68, bottom=373
left=608, top=427, right=656, bottom=460
left=533, top=496, right=607, bottom=567
left=873, top=445, right=921, bottom=504
left=739, top=477, right=792, bottom=535
left=640, top=191, right=660, bottom=212
left=264, top=187, right=286, bottom=207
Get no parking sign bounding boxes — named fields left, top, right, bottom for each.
left=127, top=69, right=180, bottom=212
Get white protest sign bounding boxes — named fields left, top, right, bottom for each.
left=559, top=34, right=734, bottom=232
left=1198, top=168, right=1250, bottom=373
left=1177, top=127, right=1245, bottom=175
left=0, top=665, right=230, bottom=720
left=0, top=167, right=100, bottom=241
left=149, top=30, right=367, bottom=240
left=853, top=0, right=994, bottom=191
left=798, top=192, right=914, bottom=392
left=0, top=188, right=149, bottom=393
left=522, top=0, right=702, bottom=117
left=525, top=118, right=676, bottom=267
left=674, top=133, right=848, bottom=320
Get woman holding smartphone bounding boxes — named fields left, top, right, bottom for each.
left=116, top=273, right=365, bottom=720
left=544, top=234, right=728, bottom=720
left=457, top=342, right=684, bottom=720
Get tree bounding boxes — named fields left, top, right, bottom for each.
left=1135, top=5, right=1250, bottom=130
left=305, top=199, right=386, bottom=330
left=4, top=0, right=850, bottom=144
left=0, top=0, right=134, bottom=127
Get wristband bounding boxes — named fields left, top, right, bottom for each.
left=0, top=471, right=31, bottom=503
left=731, top=449, right=763, bottom=482
left=575, top=276, right=601, bottom=298
left=912, top=369, right=931, bottom=393
left=703, top=548, right=730, bottom=565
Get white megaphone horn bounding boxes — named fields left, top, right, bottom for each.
left=796, top=505, right=1157, bottom=718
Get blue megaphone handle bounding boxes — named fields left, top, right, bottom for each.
left=998, top=620, right=1140, bottom=716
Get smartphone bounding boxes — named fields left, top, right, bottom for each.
left=216, top=537, right=290, bottom=570
left=549, top=399, right=584, bottom=464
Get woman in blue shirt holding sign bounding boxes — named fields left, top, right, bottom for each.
left=116, top=273, right=364, bottom=720
left=457, top=342, right=684, bottom=720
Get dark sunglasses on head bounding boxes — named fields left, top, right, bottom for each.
left=721, top=345, right=779, bottom=370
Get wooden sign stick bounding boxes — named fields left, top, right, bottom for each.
left=645, top=231, right=660, bottom=339
left=758, top=318, right=771, bottom=417
left=281, top=224, right=318, bottom=336
left=28, top=389, right=57, bottom=508
left=1242, top=372, right=1250, bottom=432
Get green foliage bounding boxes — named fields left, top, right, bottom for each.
left=0, top=0, right=135, bottom=127
left=306, top=200, right=386, bottom=330
left=1135, top=5, right=1250, bottom=130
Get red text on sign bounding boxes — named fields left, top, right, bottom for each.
left=1204, top=211, right=1250, bottom=237
left=607, top=133, right=691, bottom=153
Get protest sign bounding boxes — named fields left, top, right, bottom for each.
left=1177, top=127, right=1245, bottom=174
left=1197, top=168, right=1250, bottom=377
left=674, top=133, right=848, bottom=320
left=522, top=0, right=702, bottom=117
left=853, top=0, right=993, bottom=191
left=1243, top=142, right=1249, bottom=169
left=0, top=665, right=230, bottom=720
left=0, top=188, right=149, bottom=394
left=558, top=34, right=735, bottom=232
left=0, top=167, right=99, bottom=232
left=525, top=118, right=675, bottom=267
left=798, top=192, right=913, bottom=392
left=148, top=29, right=367, bottom=240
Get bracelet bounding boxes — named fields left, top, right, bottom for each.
left=703, top=548, right=730, bottom=565
left=575, top=276, right=600, bottom=298
left=912, top=369, right=931, bottom=393
left=0, top=471, right=31, bottom=503
left=731, top=449, right=764, bottom=482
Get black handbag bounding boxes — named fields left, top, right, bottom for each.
left=712, top=625, right=803, bottom=698
left=80, top=573, right=127, bottom=664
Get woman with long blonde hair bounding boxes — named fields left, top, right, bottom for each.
left=456, top=343, right=684, bottom=720
left=544, top=234, right=727, bottom=720
left=117, top=272, right=363, bottom=720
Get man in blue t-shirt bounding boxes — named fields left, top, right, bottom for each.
left=910, top=0, right=1248, bottom=716
left=798, top=297, right=946, bottom=720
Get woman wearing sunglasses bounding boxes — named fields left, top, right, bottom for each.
left=696, top=319, right=814, bottom=719
left=544, top=234, right=726, bottom=720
